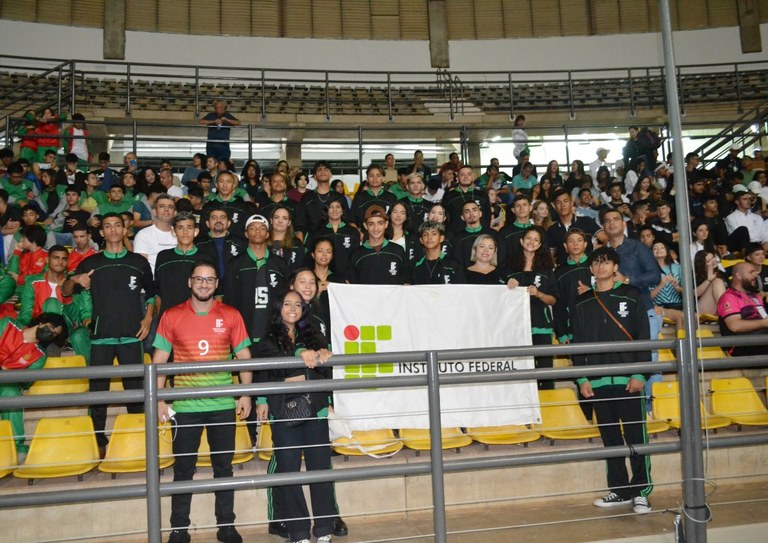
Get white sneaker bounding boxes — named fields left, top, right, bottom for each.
left=633, top=496, right=652, bottom=514
left=593, top=492, right=632, bottom=507
left=291, top=540, right=310, bottom=543
left=317, top=536, right=333, bottom=543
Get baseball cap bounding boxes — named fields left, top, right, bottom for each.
left=245, top=214, right=269, bottom=229
left=732, top=184, right=749, bottom=195
left=596, top=147, right=609, bottom=155
left=364, top=204, right=388, bottom=222
left=748, top=181, right=763, bottom=194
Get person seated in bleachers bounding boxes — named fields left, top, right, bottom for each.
left=0, top=312, right=68, bottom=453
left=19, top=205, right=55, bottom=249
left=305, top=199, right=358, bottom=281
left=694, top=250, right=727, bottom=316
left=400, top=173, right=432, bottom=232
left=133, top=194, right=177, bottom=274
left=67, top=223, right=98, bottom=273
left=453, top=200, right=499, bottom=269
left=195, top=206, right=243, bottom=286
left=743, top=242, right=768, bottom=300
left=649, top=241, right=684, bottom=331
left=269, top=205, right=306, bottom=275
left=410, top=221, right=463, bottom=285
left=717, top=261, right=768, bottom=357
left=201, top=170, right=257, bottom=241
left=350, top=164, right=398, bottom=235
left=181, top=152, right=206, bottom=186
left=7, top=225, right=48, bottom=294
left=347, top=205, right=408, bottom=285
left=442, top=165, right=492, bottom=236
left=17, top=245, right=90, bottom=362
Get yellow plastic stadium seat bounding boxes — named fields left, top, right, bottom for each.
left=698, top=314, right=718, bottom=325
left=109, top=353, right=152, bottom=391
left=197, top=421, right=254, bottom=466
left=333, top=429, right=404, bottom=457
left=399, top=427, right=472, bottom=452
left=98, top=414, right=174, bottom=475
left=26, top=355, right=88, bottom=395
left=0, top=420, right=17, bottom=478
left=652, top=381, right=731, bottom=431
left=642, top=416, right=671, bottom=435
left=465, top=425, right=541, bottom=448
left=14, top=416, right=99, bottom=481
left=676, top=329, right=726, bottom=359
left=711, top=378, right=768, bottom=429
left=255, top=422, right=274, bottom=461
left=535, top=388, right=601, bottom=443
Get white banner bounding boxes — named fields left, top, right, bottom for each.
left=329, top=284, right=541, bottom=430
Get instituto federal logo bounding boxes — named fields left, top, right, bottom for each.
left=342, top=324, right=394, bottom=379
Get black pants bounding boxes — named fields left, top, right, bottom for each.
left=533, top=333, right=554, bottom=390
left=89, top=341, right=145, bottom=447
left=726, top=226, right=750, bottom=254
left=593, top=385, right=652, bottom=499
left=268, top=418, right=336, bottom=541
left=171, top=409, right=237, bottom=529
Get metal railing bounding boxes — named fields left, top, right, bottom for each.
left=0, top=55, right=767, bottom=126
left=1, top=334, right=767, bottom=543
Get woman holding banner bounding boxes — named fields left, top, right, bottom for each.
left=505, top=226, right=559, bottom=389
left=254, top=290, right=337, bottom=543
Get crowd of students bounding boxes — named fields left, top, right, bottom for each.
left=1, top=135, right=768, bottom=541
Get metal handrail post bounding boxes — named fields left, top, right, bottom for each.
left=126, top=64, right=132, bottom=116
left=628, top=69, right=635, bottom=117
left=567, top=71, right=575, bottom=120
left=508, top=72, right=514, bottom=120
left=659, top=1, right=708, bottom=541
left=324, top=72, right=330, bottom=121
left=57, top=64, right=62, bottom=114
left=386, top=72, right=393, bottom=122
left=194, top=66, right=200, bottom=117
left=563, top=125, right=570, bottom=166
left=358, top=126, right=363, bottom=180
left=425, top=351, right=447, bottom=543
left=260, top=70, right=266, bottom=121
left=248, top=123, right=253, bottom=161
left=132, top=120, right=138, bottom=155
left=4, top=115, right=10, bottom=148
left=69, top=60, right=76, bottom=112
left=144, top=363, right=162, bottom=543
left=448, top=74, right=455, bottom=121
left=735, top=63, right=743, bottom=113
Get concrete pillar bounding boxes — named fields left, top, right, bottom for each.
left=428, top=0, right=449, bottom=68
left=286, top=143, right=302, bottom=169
left=103, top=0, right=126, bottom=60
left=467, top=142, right=482, bottom=176
left=737, top=0, right=762, bottom=54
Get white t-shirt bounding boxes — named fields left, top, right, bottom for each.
left=133, top=224, right=176, bottom=273
left=69, top=128, right=88, bottom=162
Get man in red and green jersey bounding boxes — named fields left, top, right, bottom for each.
left=153, top=259, right=252, bottom=543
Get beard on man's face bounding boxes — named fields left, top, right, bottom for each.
left=740, top=276, right=760, bottom=293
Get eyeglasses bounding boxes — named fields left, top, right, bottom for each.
left=191, top=276, right=217, bottom=285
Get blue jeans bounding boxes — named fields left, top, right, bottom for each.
left=644, top=309, right=663, bottom=412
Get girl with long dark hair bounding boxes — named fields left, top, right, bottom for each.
left=505, top=226, right=558, bottom=389
left=254, top=290, right=335, bottom=543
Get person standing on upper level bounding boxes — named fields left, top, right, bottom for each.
left=199, top=100, right=240, bottom=162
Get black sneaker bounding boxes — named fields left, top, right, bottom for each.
left=269, top=521, right=289, bottom=539
left=167, top=530, right=191, bottom=543
left=332, top=517, right=348, bottom=537
left=593, top=492, right=632, bottom=507
left=216, top=526, right=242, bottom=543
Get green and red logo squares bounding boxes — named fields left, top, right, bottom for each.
left=343, top=324, right=394, bottom=378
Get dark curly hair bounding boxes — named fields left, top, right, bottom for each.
left=507, top=225, right=553, bottom=272
left=267, top=291, right=325, bottom=354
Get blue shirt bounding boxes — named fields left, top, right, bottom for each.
left=611, top=236, right=658, bottom=310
